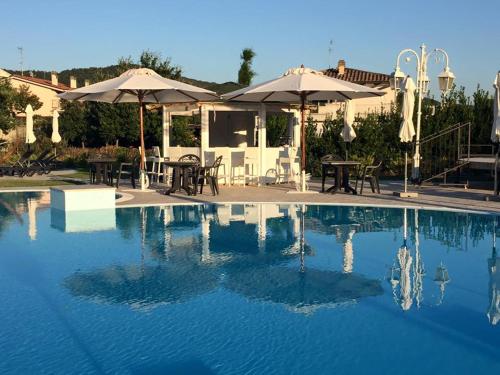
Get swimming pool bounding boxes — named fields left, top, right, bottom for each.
left=0, top=192, right=499, bottom=374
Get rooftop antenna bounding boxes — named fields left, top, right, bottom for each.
left=17, top=47, right=24, bottom=76
left=328, top=39, right=333, bottom=69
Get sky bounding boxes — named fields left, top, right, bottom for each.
left=1, top=0, right=499, bottom=95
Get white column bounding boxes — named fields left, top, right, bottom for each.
left=162, top=105, right=171, bottom=158
left=200, top=105, right=209, bottom=165
left=287, top=113, right=294, bottom=145
left=292, top=109, right=300, bottom=147
left=258, top=104, right=267, bottom=185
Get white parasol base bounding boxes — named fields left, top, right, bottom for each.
left=139, top=170, right=150, bottom=191
left=393, top=191, right=419, bottom=198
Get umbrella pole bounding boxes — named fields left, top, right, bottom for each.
left=138, top=94, right=147, bottom=190
left=300, top=94, right=306, bottom=192
left=495, top=145, right=499, bottom=195
left=404, top=151, right=408, bottom=193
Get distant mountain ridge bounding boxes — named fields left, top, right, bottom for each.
left=6, top=65, right=243, bottom=94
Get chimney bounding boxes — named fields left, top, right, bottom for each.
left=84, top=79, right=90, bottom=87
left=51, top=72, right=58, bottom=86
left=337, top=59, right=346, bottom=75
left=70, top=75, right=77, bottom=88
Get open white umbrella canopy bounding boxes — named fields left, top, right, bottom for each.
left=59, top=68, right=219, bottom=188
left=222, top=66, right=384, bottom=189
left=399, top=77, right=416, bottom=143
left=25, top=104, right=36, bottom=144
left=491, top=72, right=500, bottom=143
left=51, top=110, right=62, bottom=143
left=341, top=100, right=356, bottom=142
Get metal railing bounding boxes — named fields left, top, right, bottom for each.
left=419, top=122, right=472, bottom=184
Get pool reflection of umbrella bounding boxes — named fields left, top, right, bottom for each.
left=342, top=229, right=356, bottom=274
left=64, top=263, right=219, bottom=310
left=225, top=265, right=383, bottom=314
left=389, top=208, right=413, bottom=311
left=27, top=198, right=38, bottom=240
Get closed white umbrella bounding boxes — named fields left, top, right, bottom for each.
left=59, top=68, right=218, bottom=189
left=397, top=77, right=416, bottom=196
left=341, top=100, right=356, bottom=142
left=341, top=100, right=356, bottom=160
left=51, top=110, right=62, bottom=143
left=491, top=72, right=500, bottom=195
left=25, top=104, right=36, bottom=145
left=223, top=66, right=384, bottom=191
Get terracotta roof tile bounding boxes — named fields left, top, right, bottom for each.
left=12, top=75, right=71, bottom=91
left=323, top=67, right=390, bottom=87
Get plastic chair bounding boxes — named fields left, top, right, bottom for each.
left=198, top=155, right=223, bottom=195
left=355, top=161, right=382, bottom=194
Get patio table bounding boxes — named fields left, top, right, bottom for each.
left=88, top=158, right=116, bottom=185
left=163, top=160, right=199, bottom=196
left=321, top=160, right=360, bottom=195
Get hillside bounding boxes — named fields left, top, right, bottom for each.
left=7, top=65, right=243, bottom=94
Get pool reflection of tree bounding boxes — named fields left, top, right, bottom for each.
left=65, top=203, right=500, bottom=321
left=305, top=205, right=496, bottom=249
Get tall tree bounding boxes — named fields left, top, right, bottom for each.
left=0, top=79, right=42, bottom=134
left=13, top=84, right=42, bottom=113
left=238, top=48, right=256, bottom=86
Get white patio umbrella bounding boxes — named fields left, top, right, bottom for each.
left=341, top=100, right=356, bottom=159
left=25, top=104, right=36, bottom=145
left=222, top=66, right=384, bottom=191
left=398, top=77, right=416, bottom=195
left=342, top=100, right=356, bottom=141
left=491, top=72, right=500, bottom=195
left=59, top=68, right=219, bottom=189
left=51, top=109, right=62, bottom=144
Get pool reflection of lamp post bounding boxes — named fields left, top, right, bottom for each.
left=412, top=209, right=425, bottom=308
left=487, top=216, right=500, bottom=325
left=391, top=44, right=455, bottom=183
left=434, top=262, right=450, bottom=306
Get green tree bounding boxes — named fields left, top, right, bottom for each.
left=0, top=79, right=42, bottom=134
left=238, top=48, right=256, bottom=86
left=59, top=101, right=89, bottom=146
left=13, top=84, right=42, bottom=113
left=0, top=78, right=16, bottom=133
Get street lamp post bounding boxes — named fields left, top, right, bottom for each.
left=391, top=44, right=455, bottom=183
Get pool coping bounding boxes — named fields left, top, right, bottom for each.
left=1, top=188, right=498, bottom=216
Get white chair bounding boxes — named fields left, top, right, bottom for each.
left=278, top=156, right=294, bottom=184
left=231, top=151, right=258, bottom=186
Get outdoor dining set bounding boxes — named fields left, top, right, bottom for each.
left=88, top=149, right=223, bottom=196
left=88, top=148, right=381, bottom=197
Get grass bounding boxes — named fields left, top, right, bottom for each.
left=0, top=179, right=79, bottom=188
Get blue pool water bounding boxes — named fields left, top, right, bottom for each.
left=0, top=192, right=499, bottom=374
